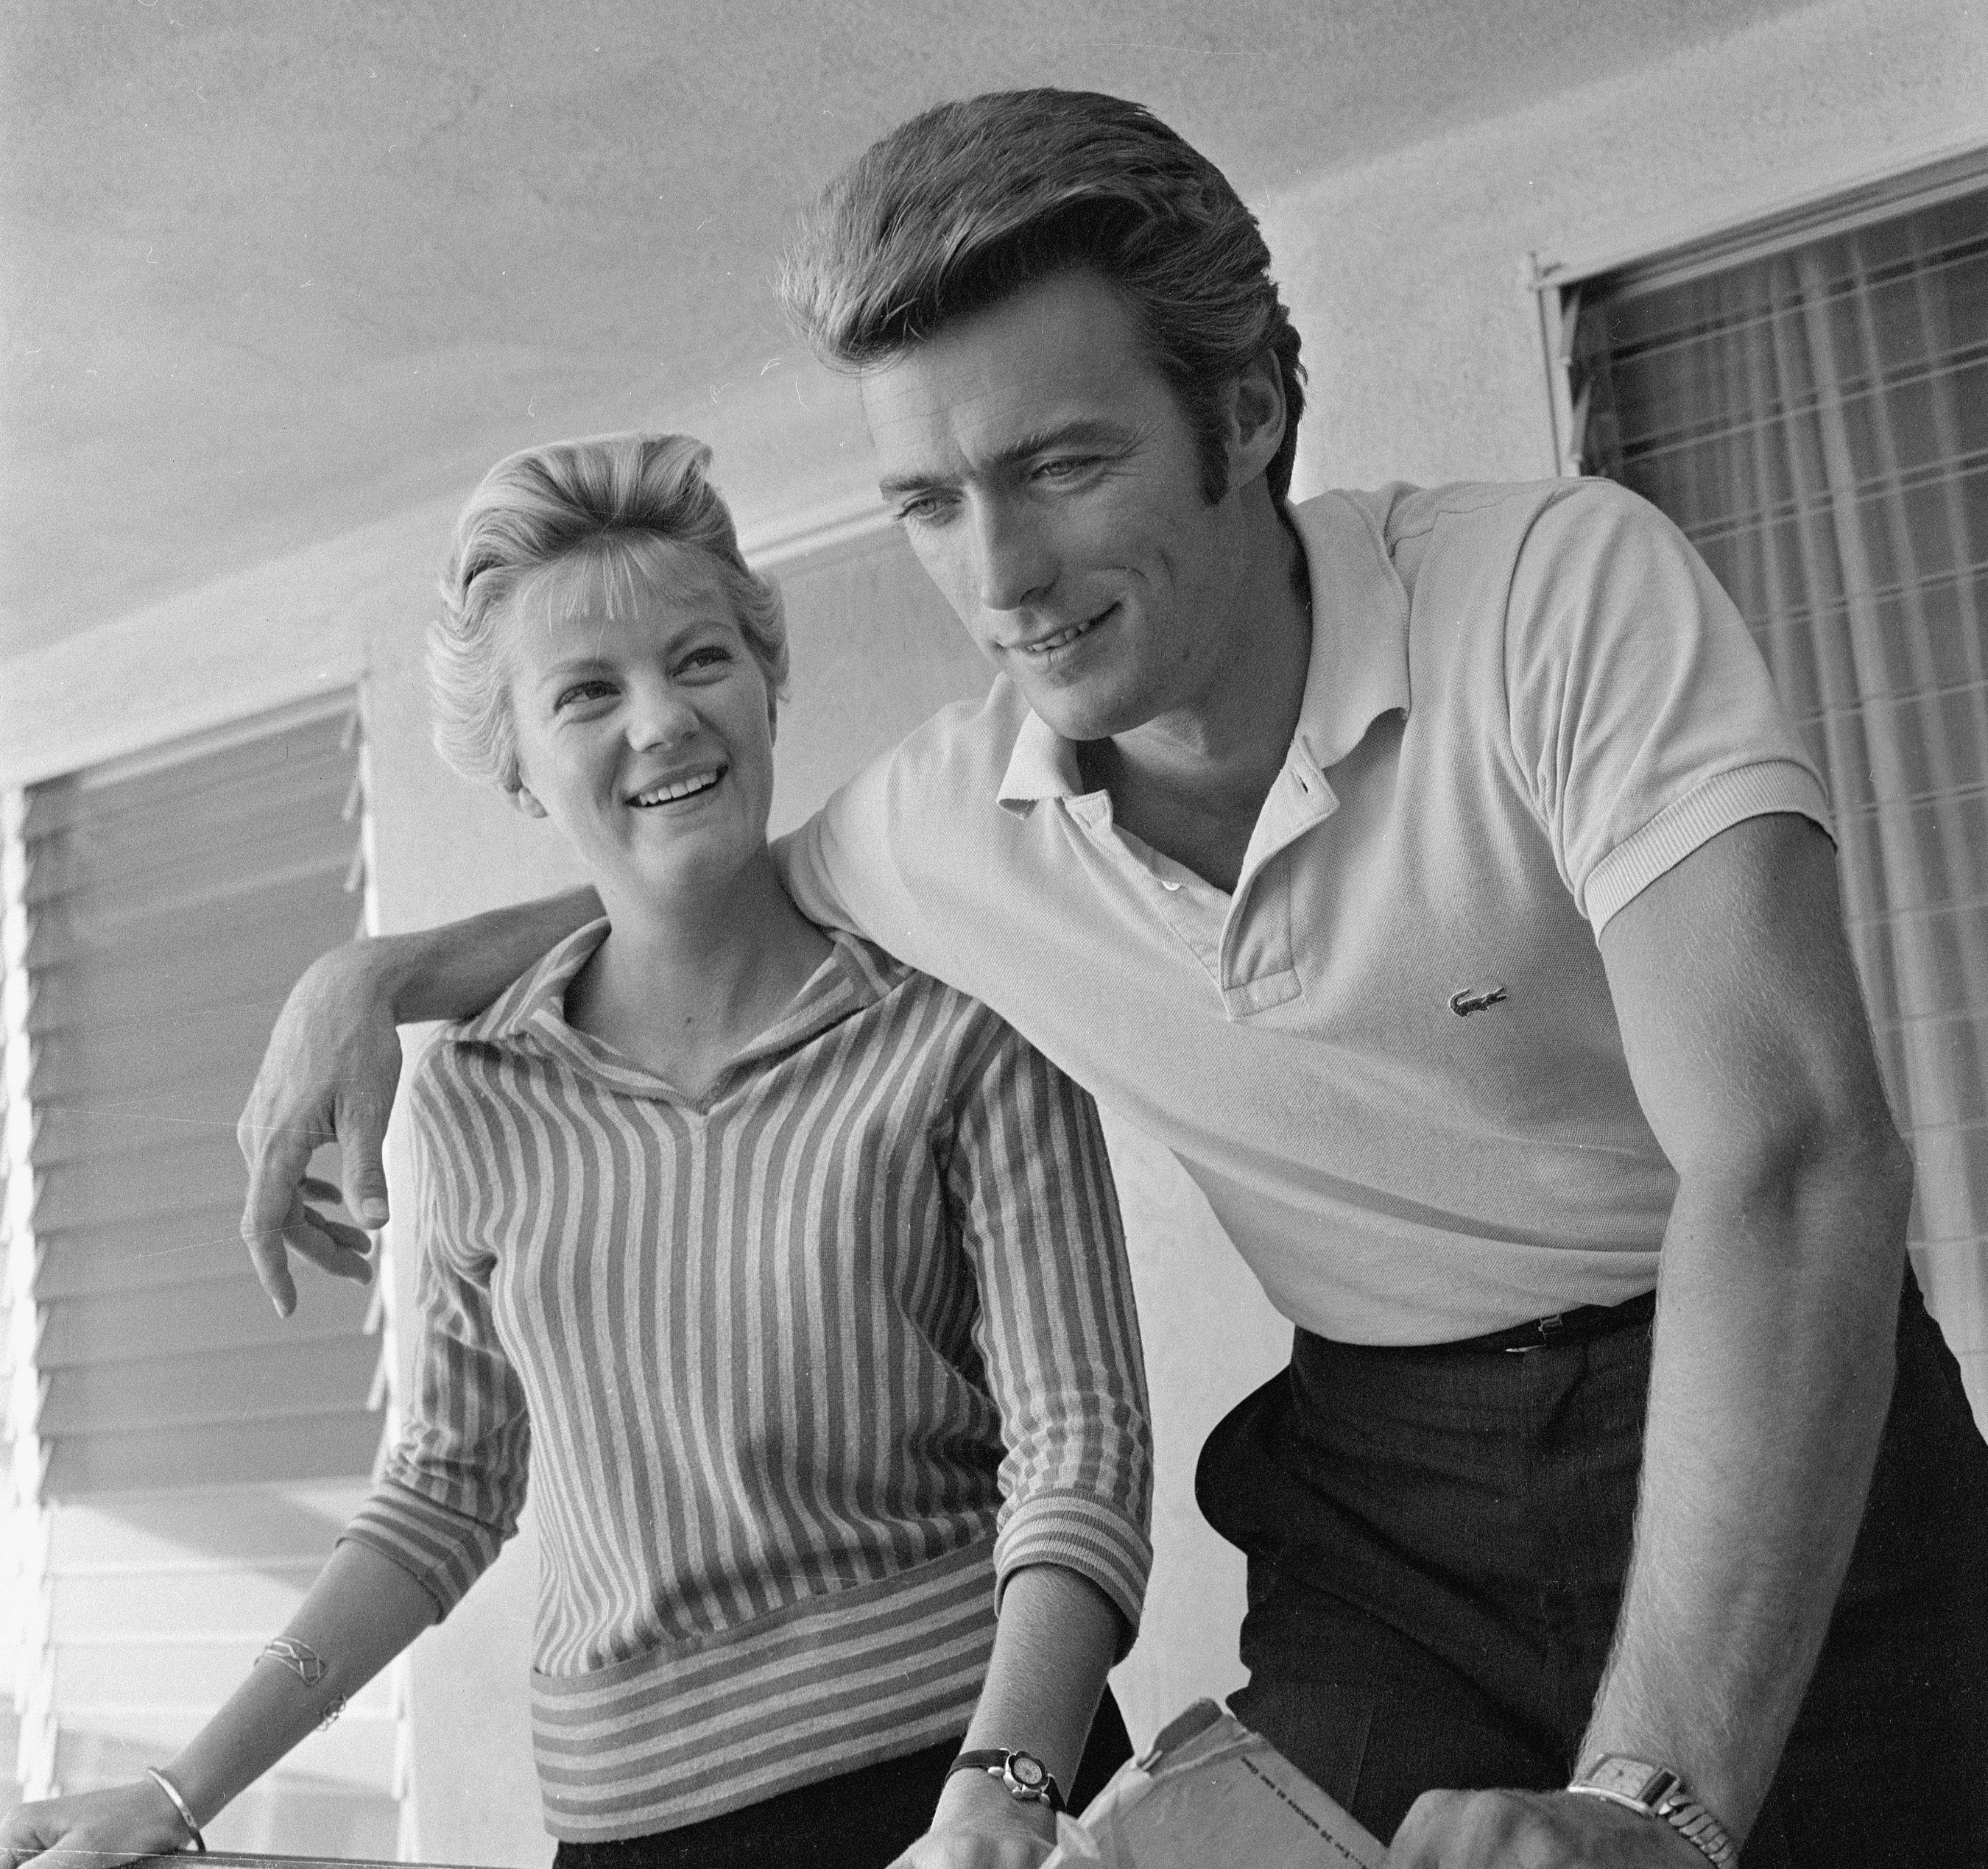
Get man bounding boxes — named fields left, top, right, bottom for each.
left=242, top=92, right=1987, bottom=1865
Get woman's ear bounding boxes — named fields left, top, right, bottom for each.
left=511, top=784, right=549, bottom=819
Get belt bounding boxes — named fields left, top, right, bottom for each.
left=1423, top=1287, right=1657, bottom=1356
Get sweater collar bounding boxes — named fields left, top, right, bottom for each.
left=458, top=916, right=902, bottom=1093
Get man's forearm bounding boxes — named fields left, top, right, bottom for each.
left=1581, top=1140, right=1910, bottom=1840
left=376, top=886, right=601, bottom=1022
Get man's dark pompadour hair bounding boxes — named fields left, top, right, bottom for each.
left=779, top=88, right=1307, bottom=504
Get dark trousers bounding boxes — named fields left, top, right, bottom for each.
left=551, top=1692, right=1130, bottom=1869
left=1197, top=1270, right=1988, bottom=1868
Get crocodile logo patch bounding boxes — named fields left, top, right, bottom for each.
left=1449, top=986, right=1509, bottom=1018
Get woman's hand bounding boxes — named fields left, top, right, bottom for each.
left=237, top=941, right=403, bottom=1318
left=1, top=1778, right=198, bottom=1868
left=888, top=1770, right=1060, bottom=1869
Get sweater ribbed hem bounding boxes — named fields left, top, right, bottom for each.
left=532, top=1537, right=1001, bottom=1841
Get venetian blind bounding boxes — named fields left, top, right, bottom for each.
left=1565, top=175, right=1988, bottom=1418
left=21, top=696, right=385, bottom=1497
left=0, top=853, right=24, bottom=1807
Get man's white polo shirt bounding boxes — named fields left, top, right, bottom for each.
left=782, top=479, right=1830, bottom=1343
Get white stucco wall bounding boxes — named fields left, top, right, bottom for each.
left=1270, top=0, right=1988, bottom=500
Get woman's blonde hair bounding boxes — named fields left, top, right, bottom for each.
left=429, top=431, right=787, bottom=793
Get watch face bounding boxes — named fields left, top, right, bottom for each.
left=1587, top=1756, right=1669, bottom=1806
left=1007, top=1752, right=1048, bottom=1792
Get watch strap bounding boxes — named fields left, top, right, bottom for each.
left=1568, top=1756, right=1738, bottom=1866
left=948, top=1747, right=1065, bottom=1813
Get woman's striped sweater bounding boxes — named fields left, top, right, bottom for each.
left=341, top=922, right=1152, bottom=1841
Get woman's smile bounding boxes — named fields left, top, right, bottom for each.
left=627, top=766, right=725, bottom=809
left=502, top=554, right=779, bottom=908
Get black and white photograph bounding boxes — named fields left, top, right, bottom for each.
left=3, top=4, right=1984, bottom=1865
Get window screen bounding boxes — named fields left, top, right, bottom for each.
left=1565, top=178, right=1988, bottom=1419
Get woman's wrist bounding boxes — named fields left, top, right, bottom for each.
left=934, top=1763, right=1060, bottom=1839
left=156, top=1742, right=240, bottom=1834
left=144, top=1764, right=208, bottom=1845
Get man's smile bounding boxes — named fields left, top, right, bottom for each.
left=1012, top=602, right=1118, bottom=660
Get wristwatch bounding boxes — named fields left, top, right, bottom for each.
left=947, top=1747, right=1065, bottom=1812
left=1568, top=1755, right=1738, bottom=1865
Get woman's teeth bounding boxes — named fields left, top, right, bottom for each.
left=632, top=771, right=719, bottom=806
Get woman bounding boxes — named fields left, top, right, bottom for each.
left=2, top=434, right=1152, bottom=1869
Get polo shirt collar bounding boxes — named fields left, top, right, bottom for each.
left=1288, top=490, right=1413, bottom=772
left=994, top=488, right=1411, bottom=812
left=997, top=707, right=1085, bottom=808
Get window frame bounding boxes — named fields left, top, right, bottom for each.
left=1528, top=142, right=1988, bottom=479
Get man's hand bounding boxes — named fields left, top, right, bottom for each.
left=237, top=942, right=403, bottom=1318
left=1388, top=1788, right=1705, bottom=1866
left=236, top=888, right=604, bottom=1317
left=888, top=1770, right=1059, bottom=1869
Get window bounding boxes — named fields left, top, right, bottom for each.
left=1545, top=157, right=1988, bottom=1421
left=0, top=694, right=402, bottom=1851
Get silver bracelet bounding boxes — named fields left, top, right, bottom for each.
left=259, top=1635, right=345, bottom=1726
left=144, top=1765, right=207, bottom=1854
left=259, top=1635, right=329, bottom=1686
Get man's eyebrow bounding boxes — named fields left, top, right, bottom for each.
left=877, top=418, right=1131, bottom=498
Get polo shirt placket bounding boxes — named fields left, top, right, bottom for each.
left=1015, top=757, right=1323, bottom=1020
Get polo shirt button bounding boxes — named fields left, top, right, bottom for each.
left=1160, top=879, right=1182, bottom=892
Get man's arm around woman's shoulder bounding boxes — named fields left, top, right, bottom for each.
left=236, top=885, right=600, bottom=1315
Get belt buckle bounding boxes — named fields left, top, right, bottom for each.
left=1503, top=1311, right=1565, bottom=1354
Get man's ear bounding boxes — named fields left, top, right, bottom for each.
left=511, top=784, right=549, bottom=819
left=1225, top=351, right=1288, bottom=492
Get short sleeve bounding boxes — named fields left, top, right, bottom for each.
left=339, top=1053, right=531, bottom=1617
left=774, top=805, right=866, bottom=935
left=775, top=752, right=956, bottom=975
left=1504, top=481, right=1831, bottom=933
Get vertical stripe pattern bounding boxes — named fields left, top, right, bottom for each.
left=339, top=922, right=1151, bottom=1840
